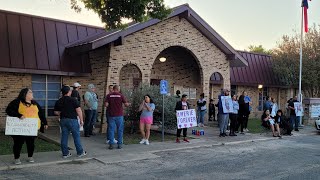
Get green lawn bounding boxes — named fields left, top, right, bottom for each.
left=0, top=133, right=61, bottom=155
left=247, top=118, right=263, bottom=133
left=123, top=131, right=177, bottom=145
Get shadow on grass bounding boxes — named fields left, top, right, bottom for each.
left=0, top=132, right=60, bottom=155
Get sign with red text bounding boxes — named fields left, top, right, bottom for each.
left=176, top=109, right=197, bottom=129
left=5, top=116, right=38, bottom=136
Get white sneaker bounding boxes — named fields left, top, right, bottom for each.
left=140, top=139, right=146, bottom=144
left=78, top=151, right=87, bottom=157
left=226, top=130, right=230, bottom=133
left=245, top=128, right=249, bottom=132
left=14, top=159, right=21, bottom=165
left=63, top=152, right=72, bottom=159
left=27, top=157, right=35, bottom=163
left=106, top=139, right=110, bottom=144
left=144, top=140, right=150, bottom=145
left=106, top=139, right=118, bottom=144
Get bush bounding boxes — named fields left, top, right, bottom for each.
left=122, top=84, right=179, bottom=132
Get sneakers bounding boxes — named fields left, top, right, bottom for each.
left=27, top=157, right=35, bottom=163
left=139, top=139, right=146, bottom=144
left=244, top=128, right=249, bottom=132
left=63, top=153, right=72, bottom=159
left=117, top=144, right=123, bottom=149
left=108, top=144, right=114, bottom=150
left=144, top=140, right=150, bottom=145
left=14, top=159, right=21, bottom=165
left=78, top=151, right=87, bottom=157
left=183, top=138, right=190, bottom=143
left=106, top=139, right=118, bottom=144
left=176, top=138, right=180, bottom=143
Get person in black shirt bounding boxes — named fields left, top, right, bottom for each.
left=288, top=96, right=299, bottom=131
left=208, top=99, right=216, bottom=121
left=54, top=85, right=87, bottom=158
left=71, top=82, right=81, bottom=104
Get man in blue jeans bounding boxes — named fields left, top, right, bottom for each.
left=54, top=85, right=87, bottom=158
left=288, top=96, right=299, bottom=132
left=84, top=84, right=98, bottom=137
left=105, top=85, right=130, bottom=149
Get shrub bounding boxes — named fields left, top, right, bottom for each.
left=122, top=84, right=179, bottom=132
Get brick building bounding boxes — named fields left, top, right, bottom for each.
left=0, top=4, right=292, bottom=129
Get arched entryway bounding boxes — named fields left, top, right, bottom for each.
left=209, top=72, right=224, bottom=102
left=119, top=63, right=142, bottom=90
left=150, top=46, right=203, bottom=106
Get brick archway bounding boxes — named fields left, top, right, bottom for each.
left=119, top=63, right=142, bottom=90
left=209, top=72, right=224, bottom=102
left=150, top=46, right=203, bottom=103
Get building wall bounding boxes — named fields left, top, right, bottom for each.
left=107, top=16, right=231, bottom=102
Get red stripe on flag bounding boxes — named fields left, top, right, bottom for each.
left=304, top=6, right=308, bottom=32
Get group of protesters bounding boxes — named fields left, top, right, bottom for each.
left=5, top=85, right=301, bottom=165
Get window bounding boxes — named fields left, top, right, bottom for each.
left=258, top=87, right=269, bottom=111
left=231, top=85, right=237, bottom=96
left=32, top=75, right=61, bottom=116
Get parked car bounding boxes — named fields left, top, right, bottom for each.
left=315, top=117, right=320, bottom=131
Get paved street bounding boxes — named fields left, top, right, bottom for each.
left=1, top=131, right=320, bottom=180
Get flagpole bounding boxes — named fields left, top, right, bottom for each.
left=298, top=6, right=303, bottom=125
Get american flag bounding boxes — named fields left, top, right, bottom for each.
left=301, top=0, right=311, bottom=32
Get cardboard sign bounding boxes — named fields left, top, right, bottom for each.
left=294, top=102, right=303, bottom=117
left=176, top=109, right=197, bottom=129
left=221, top=96, right=234, bottom=113
left=5, top=116, right=38, bottom=136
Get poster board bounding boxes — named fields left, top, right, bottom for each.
left=310, top=104, right=320, bottom=118
left=5, top=116, right=38, bottom=136
left=176, top=109, right=197, bottom=129
left=221, top=96, right=233, bottom=113
left=294, top=102, right=303, bottom=117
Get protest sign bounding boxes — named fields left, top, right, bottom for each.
left=5, top=116, right=38, bottom=136
left=176, top=109, right=197, bottom=129
left=221, top=96, right=233, bottom=113
left=294, top=102, right=303, bottom=117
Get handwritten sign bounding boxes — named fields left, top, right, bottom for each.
left=5, top=116, right=38, bottom=136
left=221, top=96, right=233, bottom=113
left=294, top=102, right=303, bottom=117
left=176, top=109, right=197, bottom=129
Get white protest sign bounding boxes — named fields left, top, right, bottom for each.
left=294, top=102, right=303, bottom=117
left=5, top=116, right=38, bottom=136
left=221, top=96, right=233, bottom=113
left=176, top=109, right=197, bottom=129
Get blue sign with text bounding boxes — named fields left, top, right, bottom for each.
left=160, top=80, right=168, bottom=95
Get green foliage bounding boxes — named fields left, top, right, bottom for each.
left=70, top=0, right=171, bottom=29
left=272, top=25, right=320, bottom=97
left=122, top=84, right=179, bottom=130
left=247, top=45, right=272, bottom=55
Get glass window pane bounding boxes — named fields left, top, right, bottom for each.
left=48, top=100, right=57, bottom=107
left=32, top=83, right=46, bottom=90
left=36, top=100, right=45, bottom=108
left=47, top=75, right=60, bottom=83
left=32, top=75, right=46, bottom=82
left=48, top=83, right=61, bottom=90
left=33, top=91, right=46, bottom=99
left=48, top=91, right=61, bottom=99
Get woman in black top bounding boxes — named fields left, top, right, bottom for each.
left=6, top=88, right=48, bottom=165
left=274, top=109, right=292, bottom=136
left=261, top=109, right=281, bottom=137
left=175, top=94, right=190, bottom=143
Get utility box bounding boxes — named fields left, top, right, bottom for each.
left=302, top=98, right=320, bottom=125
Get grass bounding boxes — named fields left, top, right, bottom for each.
left=123, top=130, right=177, bottom=145
left=0, top=132, right=61, bottom=155
left=247, top=118, right=263, bottom=133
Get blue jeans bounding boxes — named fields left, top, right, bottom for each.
left=198, top=110, right=206, bottom=124
left=290, top=115, right=299, bottom=130
left=60, top=118, right=84, bottom=156
left=108, top=116, right=124, bottom=145
left=106, top=113, right=110, bottom=140
left=84, top=110, right=97, bottom=135
left=219, top=114, right=229, bottom=134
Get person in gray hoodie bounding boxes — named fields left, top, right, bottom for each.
left=83, top=84, right=98, bottom=137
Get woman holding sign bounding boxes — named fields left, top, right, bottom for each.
left=175, top=94, right=190, bottom=143
left=138, top=95, right=155, bottom=145
left=6, top=88, right=48, bottom=165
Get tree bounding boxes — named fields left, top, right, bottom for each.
left=272, top=25, right=320, bottom=98
left=70, top=0, right=171, bottom=29
left=247, top=45, right=272, bottom=55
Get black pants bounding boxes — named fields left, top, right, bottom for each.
left=208, top=111, right=216, bottom=121
left=177, top=128, right=187, bottom=138
left=236, top=114, right=246, bottom=132
left=229, top=114, right=238, bottom=134
left=11, top=135, right=36, bottom=159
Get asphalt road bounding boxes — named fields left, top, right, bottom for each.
left=1, top=133, right=320, bottom=180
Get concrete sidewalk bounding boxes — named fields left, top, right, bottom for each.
left=1, top=123, right=313, bottom=171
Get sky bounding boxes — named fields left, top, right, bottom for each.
left=0, top=0, right=319, bottom=50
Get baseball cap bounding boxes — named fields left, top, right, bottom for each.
left=73, top=82, right=81, bottom=87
